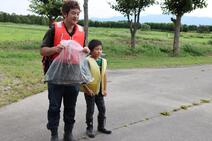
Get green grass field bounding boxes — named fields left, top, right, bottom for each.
left=0, top=22, right=212, bottom=107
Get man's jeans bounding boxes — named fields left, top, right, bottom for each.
left=47, top=83, right=80, bottom=130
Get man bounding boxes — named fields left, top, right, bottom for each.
left=40, top=1, right=89, bottom=141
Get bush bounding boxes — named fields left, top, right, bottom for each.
left=208, top=40, right=212, bottom=45
left=142, top=45, right=165, bottom=56
left=182, top=45, right=205, bottom=56
left=140, top=24, right=151, bottom=31
left=197, top=25, right=210, bottom=33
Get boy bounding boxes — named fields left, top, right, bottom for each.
left=82, top=39, right=112, bottom=138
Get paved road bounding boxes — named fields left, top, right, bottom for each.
left=1, top=65, right=212, bottom=141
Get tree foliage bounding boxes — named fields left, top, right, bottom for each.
left=110, top=0, right=155, bottom=48
left=161, top=0, right=207, bottom=56
left=0, top=12, right=49, bottom=25
left=29, top=0, right=62, bottom=25
left=162, top=0, right=207, bottom=16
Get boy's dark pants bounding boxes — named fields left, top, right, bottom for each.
left=84, top=91, right=106, bottom=128
left=47, top=83, right=79, bottom=133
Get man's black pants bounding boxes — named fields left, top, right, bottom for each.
left=47, top=83, right=79, bottom=130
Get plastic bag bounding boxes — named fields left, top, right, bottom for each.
left=44, top=40, right=93, bottom=85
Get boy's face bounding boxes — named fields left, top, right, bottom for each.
left=64, top=9, right=80, bottom=26
left=91, top=45, right=102, bottom=59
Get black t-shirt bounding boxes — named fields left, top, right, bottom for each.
left=41, top=27, right=55, bottom=48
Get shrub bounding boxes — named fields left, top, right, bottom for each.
left=197, top=25, right=210, bottom=33
left=208, top=40, right=212, bottom=45
left=182, top=45, right=205, bottom=56
left=140, top=24, right=151, bottom=31
left=142, top=45, right=165, bottom=56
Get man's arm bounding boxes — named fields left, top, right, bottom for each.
left=40, top=45, right=64, bottom=56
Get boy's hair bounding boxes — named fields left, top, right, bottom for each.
left=62, top=0, right=80, bottom=15
left=88, top=39, right=103, bottom=52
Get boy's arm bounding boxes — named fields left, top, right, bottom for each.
left=102, top=73, right=107, bottom=96
left=83, top=84, right=94, bottom=96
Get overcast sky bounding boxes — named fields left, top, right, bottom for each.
left=0, top=0, right=211, bottom=18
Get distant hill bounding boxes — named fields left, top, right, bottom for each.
left=90, top=14, right=212, bottom=25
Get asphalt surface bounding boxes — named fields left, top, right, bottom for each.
left=1, top=65, right=212, bottom=141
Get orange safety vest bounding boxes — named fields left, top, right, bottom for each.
left=42, top=22, right=85, bottom=74
left=51, top=21, right=85, bottom=60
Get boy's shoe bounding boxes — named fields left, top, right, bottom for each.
left=98, top=128, right=112, bottom=134
left=86, top=127, right=95, bottom=138
left=97, top=118, right=112, bottom=134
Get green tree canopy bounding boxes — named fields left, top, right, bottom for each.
left=161, top=0, right=207, bottom=56
left=110, top=0, right=155, bottom=48
left=29, top=0, right=62, bottom=25
left=162, top=0, right=207, bottom=16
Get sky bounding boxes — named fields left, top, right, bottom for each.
left=0, top=0, right=211, bottom=19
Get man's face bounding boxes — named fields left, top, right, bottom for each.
left=65, top=9, right=80, bottom=25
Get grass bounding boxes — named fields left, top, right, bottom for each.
left=108, top=55, right=212, bottom=69
left=0, top=22, right=212, bottom=107
left=0, top=49, right=46, bottom=106
left=160, top=111, right=171, bottom=116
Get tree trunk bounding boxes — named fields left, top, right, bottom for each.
left=48, top=16, right=54, bottom=28
left=127, top=12, right=140, bottom=49
left=128, top=21, right=137, bottom=48
left=173, top=15, right=181, bottom=56
left=131, top=31, right=136, bottom=48
left=83, top=0, right=89, bottom=46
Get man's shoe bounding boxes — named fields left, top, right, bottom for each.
left=50, top=128, right=59, bottom=141
left=98, top=128, right=112, bottom=134
left=50, top=135, right=59, bottom=141
left=63, top=132, right=76, bottom=141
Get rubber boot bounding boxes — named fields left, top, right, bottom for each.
left=50, top=128, right=59, bottom=141
left=86, top=120, right=95, bottom=138
left=97, top=118, right=112, bottom=134
left=63, top=124, right=76, bottom=141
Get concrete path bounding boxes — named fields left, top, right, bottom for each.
left=1, top=65, right=212, bottom=141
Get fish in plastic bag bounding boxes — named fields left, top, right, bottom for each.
left=44, top=40, right=93, bottom=85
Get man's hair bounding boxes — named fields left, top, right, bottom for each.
left=88, top=39, right=103, bottom=52
left=62, top=0, right=80, bottom=15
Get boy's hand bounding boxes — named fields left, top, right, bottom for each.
left=85, top=89, right=94, bottom=96
left=102, top=90, right=107, bottom=96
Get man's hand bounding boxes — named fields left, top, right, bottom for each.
left=82, top=47, right=90, bottom=54
left=55, top=44, right=65, bottom=53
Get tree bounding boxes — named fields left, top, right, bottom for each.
left=110, top=0, right=155, bottom=48
left=161, top=0, right=207, bottom=56
left=29, top=0, right=62, bottom=26
left=84, top=0, right=89, bottom=46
